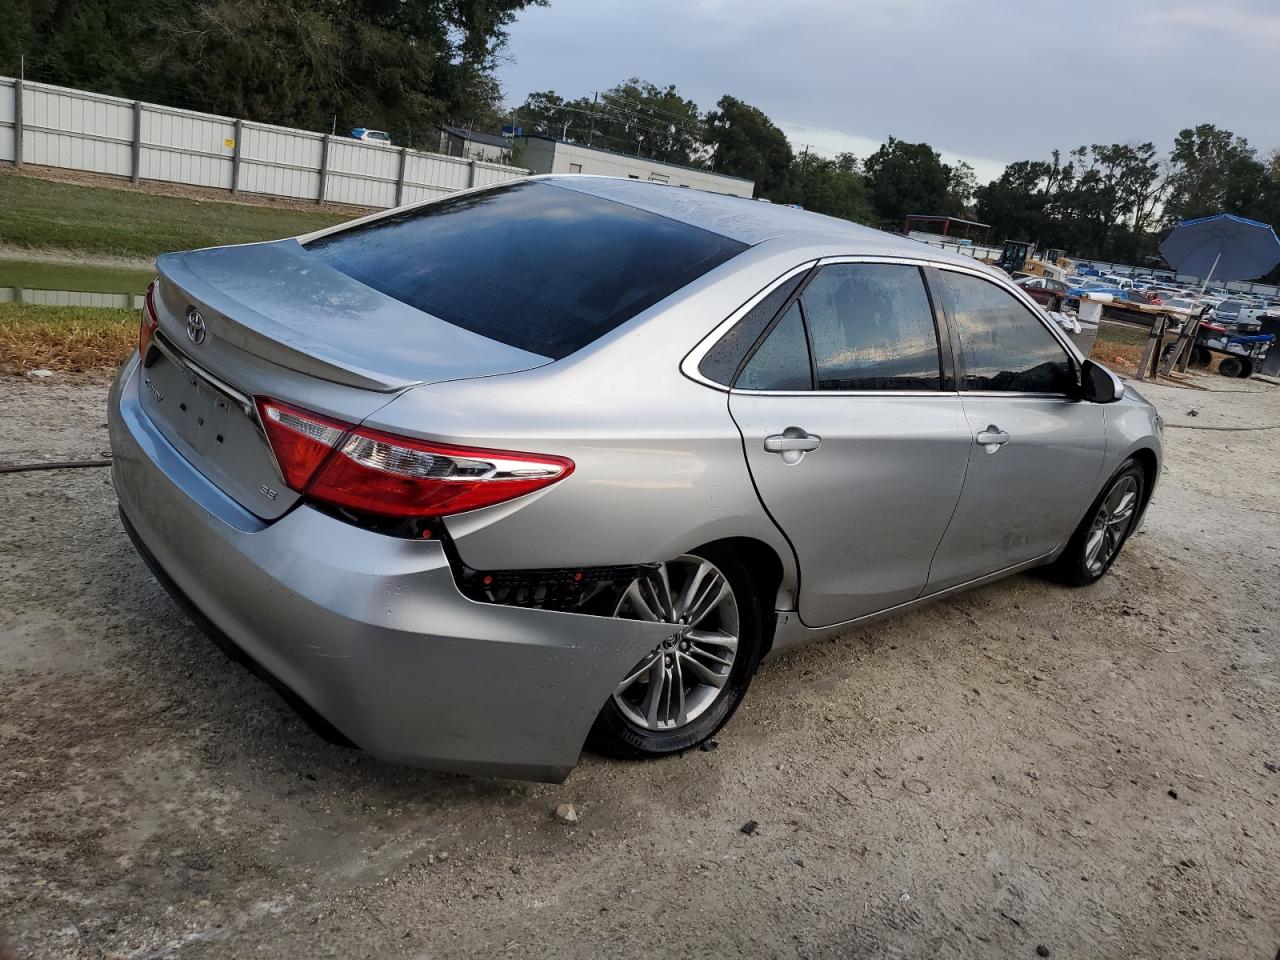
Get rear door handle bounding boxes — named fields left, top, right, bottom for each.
left=764, top=427, right=821, bottom=464
left=976, top=424, right=1010, bottom=453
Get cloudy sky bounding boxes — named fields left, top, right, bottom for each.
left=496, top=0, right=1280, bottom=183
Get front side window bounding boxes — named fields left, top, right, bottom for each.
left=938, top=270, right=1076, bottom=393
left=800, top=263, right=942, bottom=391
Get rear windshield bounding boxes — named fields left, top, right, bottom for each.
left=306, top=180, right=747, bottom=359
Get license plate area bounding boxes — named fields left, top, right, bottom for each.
left=139, top=345, right=300, bottom=518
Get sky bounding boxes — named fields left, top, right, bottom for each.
left=495, top=0, right=1280, bottom=184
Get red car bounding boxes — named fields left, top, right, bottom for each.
left=1015, top=275, right=1069, bottom=310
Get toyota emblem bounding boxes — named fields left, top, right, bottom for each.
left=185, top=306, right=207, bottom=345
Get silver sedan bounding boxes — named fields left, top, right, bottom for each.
left=109, top=176, right=1162, bottom=781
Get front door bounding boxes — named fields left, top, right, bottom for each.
left=728, top=261, right=972, bottom=627
left=925, top=267, right=1107, bottom=593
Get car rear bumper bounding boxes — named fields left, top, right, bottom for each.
left=108, top=354, right=670, bottom=781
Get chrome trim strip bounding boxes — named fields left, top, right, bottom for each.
left=730, top=388, right=960, bottom=398
left=151, top=331, right=255, bottom=417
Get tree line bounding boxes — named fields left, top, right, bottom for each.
left=513, top=82, right=976, bottom=231
left=518, top=81, right=1280, bottom=277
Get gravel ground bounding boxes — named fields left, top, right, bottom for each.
left=1, top=372, right=1278, bottom=960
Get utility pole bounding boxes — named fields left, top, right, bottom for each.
left=588, top=92, right=598, bottom=147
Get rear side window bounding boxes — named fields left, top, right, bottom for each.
left=938, top=270, right=1076, bottom=393
left=735, top=302, right=812, bottom=391
left=801, top=263, right=942, bottom=391
left=307, top=181, right=747, bottom=359
left=699, top=271, right=807, bottom=386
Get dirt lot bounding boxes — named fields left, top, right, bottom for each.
left=2, top=372, right=1278, bottom=959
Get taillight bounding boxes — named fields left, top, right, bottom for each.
left=138, top=279, right=160, bottom=357
left=255, top=398, right=574, bottom=518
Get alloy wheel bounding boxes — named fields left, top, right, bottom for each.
left=1082, top=475, right=1139, bottom=576
left=612, top=555, right=740, bottom=732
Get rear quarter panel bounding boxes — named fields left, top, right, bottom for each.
left=360, top=242, right=816, bottom=607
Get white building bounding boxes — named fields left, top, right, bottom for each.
left=518, top=137, right=754, bottom=198
left=437, top=126, right=514, bottom=164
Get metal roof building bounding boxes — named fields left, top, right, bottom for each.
left=519, top=137, right=754, bottom=198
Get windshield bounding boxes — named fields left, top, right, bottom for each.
left=307, top=181, right=748, bottom=359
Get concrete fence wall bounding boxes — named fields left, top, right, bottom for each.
left=0, top=76, right=527, bottom=208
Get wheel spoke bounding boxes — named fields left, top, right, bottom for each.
left=679, top=651, right=728, bottom=688
left=641, top=655, right=667, bottom=726
left=623, top=580, right=661, bottom=622
left=615, top=651, right=660, bottom=692
left=654, top=564, right=677, bottom=621
left=672, top=657, right=687, bottom=726
left=673, top=560, right=713, bottom=621
left=685, top=573, right=730, bottom=627
left=1084, top=525, right=1105, bottom=564
left=685, top=628, right=738, bottom=652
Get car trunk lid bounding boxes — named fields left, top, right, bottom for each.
left=137, top=240, right=550, bottom=520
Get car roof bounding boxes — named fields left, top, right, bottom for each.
left=545, top=175, right=997, bottom=272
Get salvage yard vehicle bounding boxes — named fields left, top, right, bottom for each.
left=109, top=177, right=1164, bottom=781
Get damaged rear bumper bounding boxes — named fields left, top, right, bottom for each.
left=108, top=354, right=670, bottom=781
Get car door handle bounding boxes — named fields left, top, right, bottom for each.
left=976, top=425, right=1010, bottom=453
left=764, top=428, right=821, bottom=464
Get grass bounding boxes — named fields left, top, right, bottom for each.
left=0, top=302, right=134, bottom=373
left=0, top=259, right=156, bottom=294
left=1091, top=320, right=1149, bottom=372
left=0, top=173, right=353, bottom=260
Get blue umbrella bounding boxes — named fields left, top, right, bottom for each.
left=1159, top=212, right=1280, bottom=288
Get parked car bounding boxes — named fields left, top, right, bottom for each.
left=1015, top=275, right=1070, bottom=309
left=351, top=127, right=393, bottom=146
left=110, top=176, right=1162, bottom=781
left=1213, top=299, right=1246, bottom=324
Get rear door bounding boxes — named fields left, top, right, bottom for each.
left=923, top=267, right=1107, bottom=593
left=728, top=260, right=972, bottom=627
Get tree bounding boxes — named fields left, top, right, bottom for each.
left=1164, top=124, right=1269, bottom=223
left=776, top=151, right=873, bottom=224
left=944, top=161, right=978, bottom=217
left=513, top=78, right=704, bottom=164
left=703, top=96, right=793, bottom=197
left=4, top=0, right=544, bottom=147
left=862, top=138, right=953, bottom=229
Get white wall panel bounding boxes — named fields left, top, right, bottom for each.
left=3, top=76, right=528, bottom=209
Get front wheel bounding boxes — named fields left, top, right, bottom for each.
left=1049, top=460, right=1146, bottom=586
left=589, top=546, right=764, bottom=759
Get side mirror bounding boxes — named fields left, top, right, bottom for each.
left=1080, top=359, right=1123, bottom=403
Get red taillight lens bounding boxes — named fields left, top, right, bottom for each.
left=255, top=398, right=574, bottom=518
left=257, top=398, right=351, bottom=490
left=138, top=279, right=159, bottom=357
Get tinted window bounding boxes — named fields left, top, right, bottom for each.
left=307, top=181, right=746, bottom=359
left=735, top=302, right=812, bottom=391
left=939, top=270, right=1076, bottom=393
left=699, top=271, right=807, bottom=386
left=800, top=263, right=941, bottom=391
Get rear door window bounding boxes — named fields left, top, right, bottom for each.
left=307, top=181, right=746, bottom=359
left=800, top=263, right=942, bottom=391
left=937, top=269, right=1076, bottom=394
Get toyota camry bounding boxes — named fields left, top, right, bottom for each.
left=109, top=176, right=1162, bottom=781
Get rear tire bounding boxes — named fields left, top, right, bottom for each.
left=589, top=545, right=764, bottom=759
left=1049, top=459, right=1146, bottom=587
left=1219, top=356, right=1243, bottom=378
left=1190, top=347, right=1212, bottom=368
left=1236, top=357, right=1255, bottom=379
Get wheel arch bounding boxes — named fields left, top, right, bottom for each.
left=692, top=535, right=786, bottom=656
